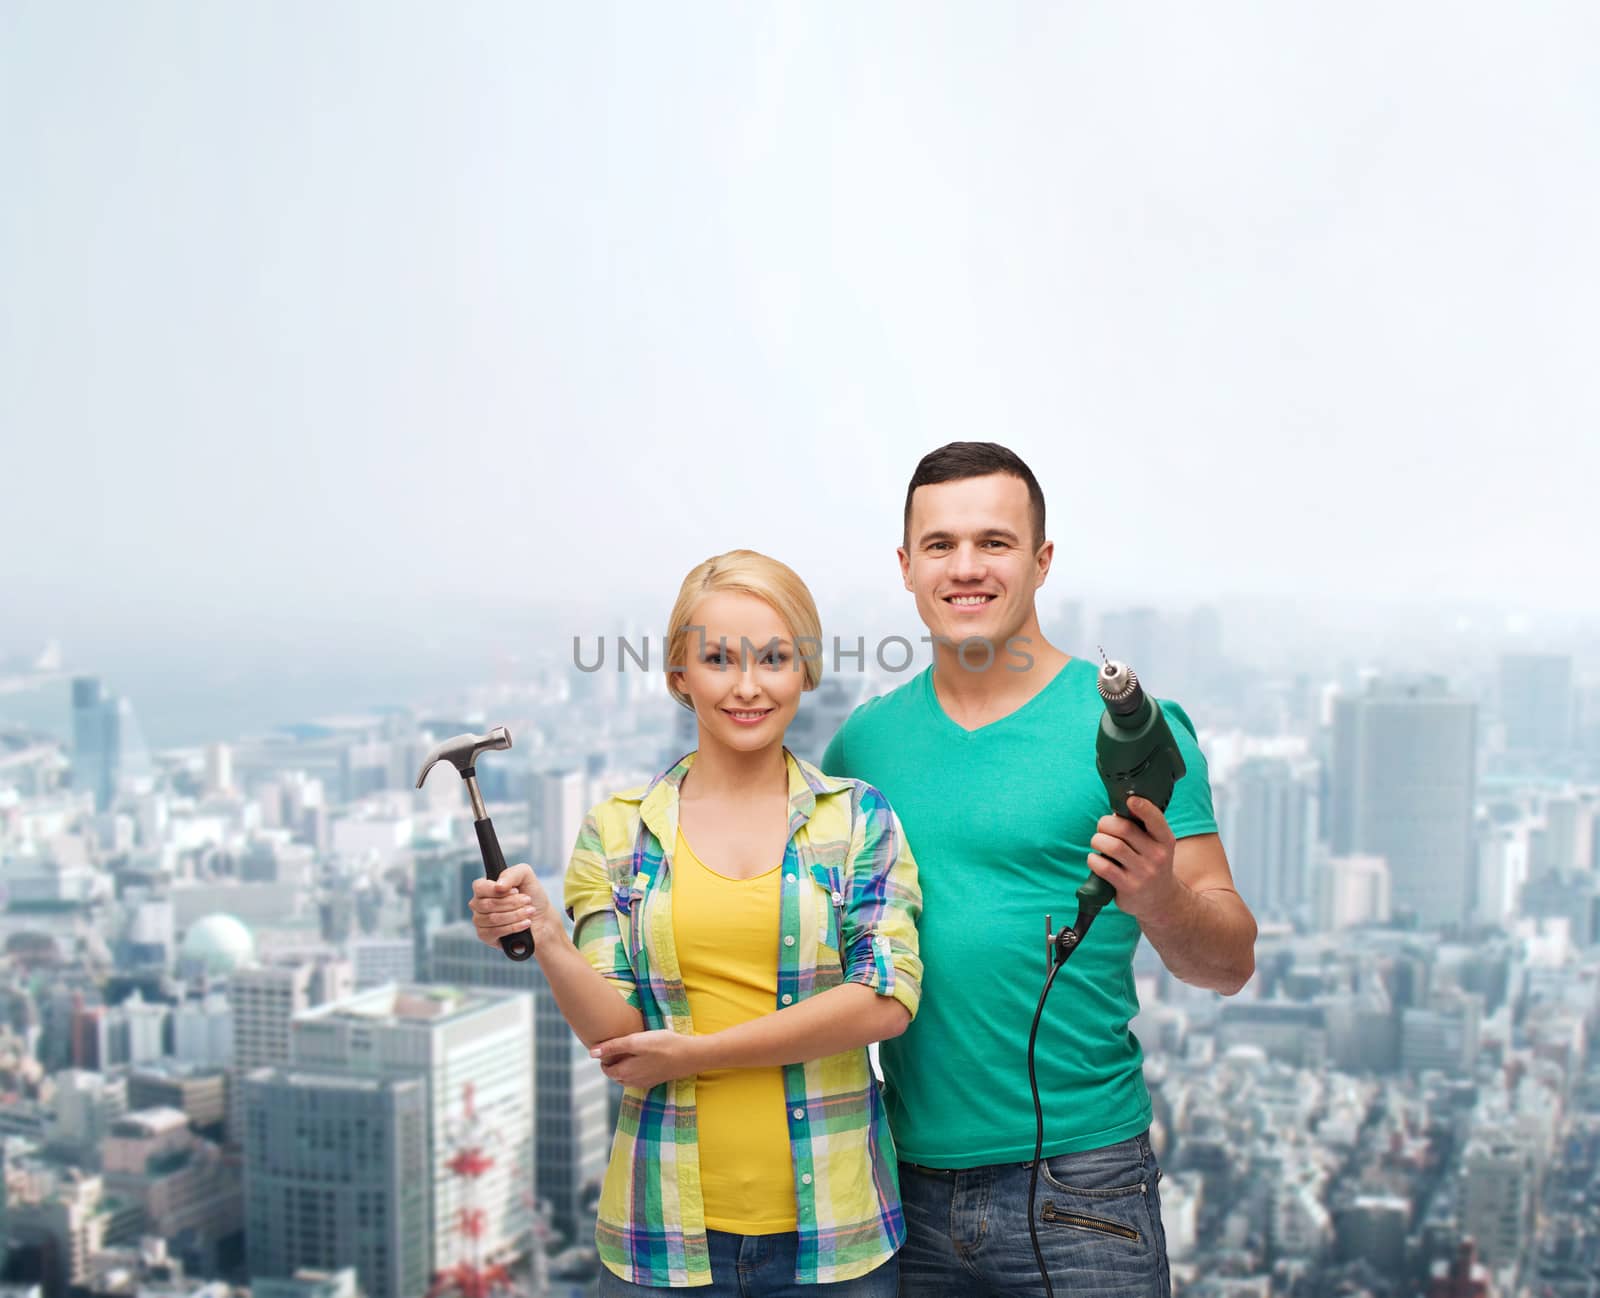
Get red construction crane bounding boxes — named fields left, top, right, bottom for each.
left=428, top=1082, right=523, bottom=1298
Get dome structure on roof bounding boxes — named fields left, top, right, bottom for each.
left=179, top=913, right=256, bottom=975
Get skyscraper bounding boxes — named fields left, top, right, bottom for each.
left=1539, top=794, right=1584, bottom=876
left=290, top=985, right=535, bottom=1280
left=531, top=770, right=587, bottom=872
left=243, top=1069, right=430, bottom=1298
left=227, top=955, right=355, bottom=1144
left=1219, top=757, right=1318, bottom=921
left=1459, top=1133, right=1533, bottom=1268
left=411, top=847, right=483, bottom=982
left=1474, top=825, right=1529, bottom=929
left=1497, top=652, right=1574, bottom=754
left=1314, top=853, right=1391, bottom=932
left=70, top=676, right=153, bottom=812
left=1329, top=676, right=1477, bottom=929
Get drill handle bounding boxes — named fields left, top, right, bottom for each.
left=1077, top=871, right=1117, bottom=909
left=1078, top=788, right=1164, bottom=913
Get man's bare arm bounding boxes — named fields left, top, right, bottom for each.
left=1137, top=833, right=1257, bottom=995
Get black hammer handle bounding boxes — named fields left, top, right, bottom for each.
left=475, top=817, right=534, bottom=961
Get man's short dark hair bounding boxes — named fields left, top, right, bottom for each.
left=902, top=442, right=1046, bottom=551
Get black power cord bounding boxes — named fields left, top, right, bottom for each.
left=1026, top=899, right=1105, bottom=1298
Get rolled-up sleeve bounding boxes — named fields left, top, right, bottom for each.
left=561, top=808, right=641, bottom=1011
left=841, top=784, right=923, bottom=1022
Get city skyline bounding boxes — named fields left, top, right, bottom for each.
left=3, top=4, right=1598, bottom=1295
left=0, top=616, right=1595, bottom=1296
left=4, top=584, right=1598, bottom=753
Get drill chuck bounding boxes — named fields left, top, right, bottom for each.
left=1096, top=660, right=1145, bottom=719
left=1078, top=656, right=1190, bottom=914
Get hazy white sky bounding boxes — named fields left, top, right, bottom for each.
left=4, top=2, right=1598, bottom=653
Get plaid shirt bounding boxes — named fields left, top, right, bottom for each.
left=563, top=746, right=923, bottom=1287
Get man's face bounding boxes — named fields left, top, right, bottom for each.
left=898, top=472, right=1052, bottom=653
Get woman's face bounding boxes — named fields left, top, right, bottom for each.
left=675, top=589, right=808, bottom=755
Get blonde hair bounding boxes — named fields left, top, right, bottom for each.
left=664, top=549, right=823, bottom=710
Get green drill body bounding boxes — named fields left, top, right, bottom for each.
left=1077, top=665, right=1188, bottom=912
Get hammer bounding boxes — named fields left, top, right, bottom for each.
left=414, top=725, right=532, bottom=961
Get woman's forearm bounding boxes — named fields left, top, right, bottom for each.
left=686, top=983, right=909, bottom=1071
left=537, top=929, right=645, bottom=1048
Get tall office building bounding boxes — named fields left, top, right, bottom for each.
left=1474, top=826, right=1529, bottom=929
left=227, top=955, right=355, bottom=1144
left=1459, top=1134, right=1533, bottom=1269
left=243, top=1070, right=429, bottom=1298
left=1497, top=653, right=1573, bottom=754
left=1314, top=854, right=1391, bottom=932
left=1219, top=757, right=1318, bottom=921
left=429, top=920, right=610, bottom=1247
left=1539, top=795, right=1586, bottom=877
left=412, top=848, right=483, bottom=982
left=1329, top=676, right=1477, bottom=929
left=70, top=677, right=153, bottom=813
left=532, top=770, right=587, bottom=872
left=203, top=741, right=234, bottom=794
left=291, top=985, right=535, bottom=1279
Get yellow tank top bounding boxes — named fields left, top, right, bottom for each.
left=671, top=827, right=797, bottom=1233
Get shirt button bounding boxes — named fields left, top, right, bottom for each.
left=784, top=935, right=795, bottom=946
left=786, top=873, right=796, bottom=882
left=831, top=890, right=842, bottom=904
left=781, top=994, right=792, bottom=1005
left=801, top=1173, right=812, bottom=1185
left=792, top=1107, right=804, bottom=1120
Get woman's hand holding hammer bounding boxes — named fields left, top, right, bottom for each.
left=469, top=864, right=565, bottom=952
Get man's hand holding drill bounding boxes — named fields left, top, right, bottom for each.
left=1085, top=796, right=1183, bottom=923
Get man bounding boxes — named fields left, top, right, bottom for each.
left=821, top=442, right=1256, bottom=1297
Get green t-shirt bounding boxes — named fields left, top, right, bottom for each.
left=820, top=656, right=1217, bottom=1167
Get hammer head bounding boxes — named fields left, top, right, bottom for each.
left=414, top=725, right=513, bottom=788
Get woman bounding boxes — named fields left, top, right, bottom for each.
left=468, top=549, right=922, bottom=1296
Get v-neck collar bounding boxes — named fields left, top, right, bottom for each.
left=921, top=656, right=1079, bottom=738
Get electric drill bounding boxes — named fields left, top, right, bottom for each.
left=1027, top=652, right=1191, bottom=1298
left=1076, top=653, right=1189, bottom=915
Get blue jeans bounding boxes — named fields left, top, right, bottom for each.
left=596, top=1230, right=900, bottom=1298
left=897, top=1131, right=1169, bottom=1298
